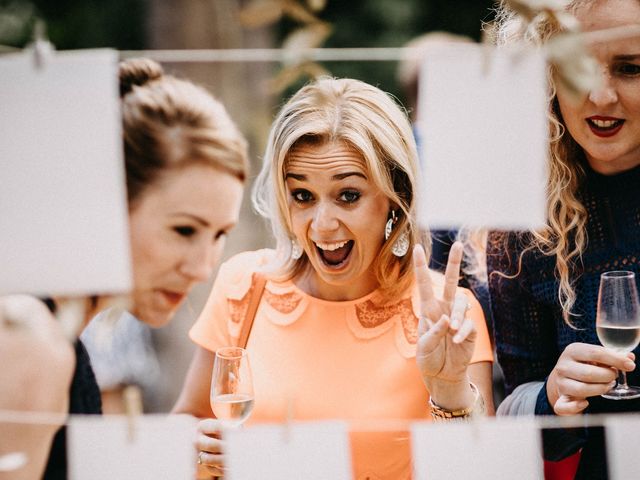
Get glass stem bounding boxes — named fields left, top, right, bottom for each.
left=618, top=369, right=630, bottom=390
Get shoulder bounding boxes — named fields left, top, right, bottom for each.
left=212, top=249, right=280, bottom=307
left=220, top=248, right=275, bottom=274
left=217, top=249, right=275, bottom=284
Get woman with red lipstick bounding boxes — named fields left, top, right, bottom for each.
left=486, top=1, right=640, bottom=478
left=39, top=58, right=248, bottom=480
left=174, top=77, right=494, bottom=480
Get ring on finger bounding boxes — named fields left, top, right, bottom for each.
left=197, top=451, right=205, bottom=465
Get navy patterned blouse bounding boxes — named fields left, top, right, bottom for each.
left=487, top=160, right=640, bottom=479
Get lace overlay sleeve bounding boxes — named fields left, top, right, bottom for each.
left=347, top=293, right=420, bottom=359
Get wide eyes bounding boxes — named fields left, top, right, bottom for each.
left=290, top=189, right=361, bottom=205
left=292, top=189, right=313, bottom=203
left=339, top=190, right=360, bottom=203
left=614, top=62, right=640, bottom=77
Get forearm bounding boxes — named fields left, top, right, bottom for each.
left=428, top=361, right=494, bottom=414
left=172, top=346, right=215, bottom=418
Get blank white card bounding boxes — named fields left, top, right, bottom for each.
left=417, top=43, right=548, bottom=230
left=606, top=415, right=640, bottom=480
left=225, top=421, right=352, bottom=480
left=411, top=418, right=543, bottom=480
left=0, top=49, right=131, bottom=296
left=68, top=414, right=197, bottom=480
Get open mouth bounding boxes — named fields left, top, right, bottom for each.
left=586, top=117, right=624, bottom=138
left=315, top=240, right=354, bottom=267
left=159, top=289, right=186, bottom=307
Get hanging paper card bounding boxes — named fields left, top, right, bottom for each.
left=0, top=49, right=131, bottom=296
left=68, top=414, right=196, bottom=479
left=411, top=418, right=543, bottom=479
left=225, top=421, right=352, bottom=480
left=417, top=43, right=547, bottom=230
left=605, top=414, right=640, bottom=479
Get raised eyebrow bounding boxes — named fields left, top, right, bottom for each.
left=284, top=171, right=367, bottom=181
left=613, top=54, right=640, bottom=61
left=333, top=172, right=367, bottom=181
left=285, top=173, right=306, bottom=181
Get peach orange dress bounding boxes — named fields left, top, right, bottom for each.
left=190, top=250, right=493, bottom=480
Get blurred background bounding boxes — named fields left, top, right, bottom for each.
left=0, top=0, right=496, bottom=412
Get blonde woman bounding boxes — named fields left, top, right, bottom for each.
left=174, top=77, right=494, bottom=480
left=487, top=0, right=640, bottom=478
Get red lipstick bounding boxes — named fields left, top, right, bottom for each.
left=586, top=116, right=624, bottom=138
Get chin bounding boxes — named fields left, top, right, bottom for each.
left=132, top=306, right=174, bottom=328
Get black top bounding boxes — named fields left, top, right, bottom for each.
left=43, top=339, right=102, bottom=479
left=487, top=160, right=640, bottom=479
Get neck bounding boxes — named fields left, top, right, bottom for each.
left=296, top=268, right=379, bottom=301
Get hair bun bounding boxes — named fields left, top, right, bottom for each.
left=119, top=58, right=164, bottom=98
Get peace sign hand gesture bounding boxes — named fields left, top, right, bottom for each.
left=413, top=242, right=477, bottom=410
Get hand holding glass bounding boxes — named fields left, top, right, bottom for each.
left=210, top=347, right=255, bottom=426
left=596, top=271, right=640, bottom=400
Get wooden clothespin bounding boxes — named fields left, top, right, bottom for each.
left=123, top=385, right=143, bottom=443
left=282, top=396, right=295, bottom=444
left=480, top=42, right=494, bottom=77
left=30, top=19, right=54, bottom=70
left=55, top=297, right=89, bottom=342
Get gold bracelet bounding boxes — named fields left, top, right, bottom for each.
left=429, top=382, right=485, bottom=421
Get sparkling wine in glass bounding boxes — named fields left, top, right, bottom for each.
left=210, top=347, right=255, bottom=426
left=596, top=271, right=640, bottom=400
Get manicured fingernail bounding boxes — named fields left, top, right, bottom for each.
left=453, top=333, right=462, bottom=343
left=624, top=360, right=635, bottom=370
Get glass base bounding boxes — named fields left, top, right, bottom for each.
left=602, top=385, right=640, bottom=400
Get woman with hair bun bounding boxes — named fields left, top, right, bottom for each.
left=36, top=57, right=249, bottom=479
left=174, top=76, right=494, bottom=480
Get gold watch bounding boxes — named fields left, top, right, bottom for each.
left=429, top=382, right=486, bottom=421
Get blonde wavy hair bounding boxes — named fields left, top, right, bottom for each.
left=482, top=1, right=593, bottom=324
left=252, top=77, right=424, bottom=299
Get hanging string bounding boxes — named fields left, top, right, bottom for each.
left=0, top=409, right=639, bottom=430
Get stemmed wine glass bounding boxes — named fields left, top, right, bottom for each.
left=210, top=347, right=255, bottom=426
left=596, top=271, right=640, bottom=400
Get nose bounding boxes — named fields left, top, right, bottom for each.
left=179, top=241, right=219, bottom=283
left=311, top=201, right=339, bottom=233
left=588, top=66, right=618, bottom=106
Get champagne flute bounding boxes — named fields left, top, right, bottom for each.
left=210, top=346, right=255, bottom=426
left=596, top=271, right=640, bottom=400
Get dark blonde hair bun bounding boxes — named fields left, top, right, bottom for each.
left=118, top=58, right=164, bottom=98
left=118, top=56, right=248, bottom=204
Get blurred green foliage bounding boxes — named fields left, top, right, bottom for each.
left=0, top=0, right=495, bottom=103
left=0, top=0, right=146, bottom=49
left=280, top=0, right=496, bottom=102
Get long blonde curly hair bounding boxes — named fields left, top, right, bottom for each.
left=483, top=1, right=592, bottom=324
